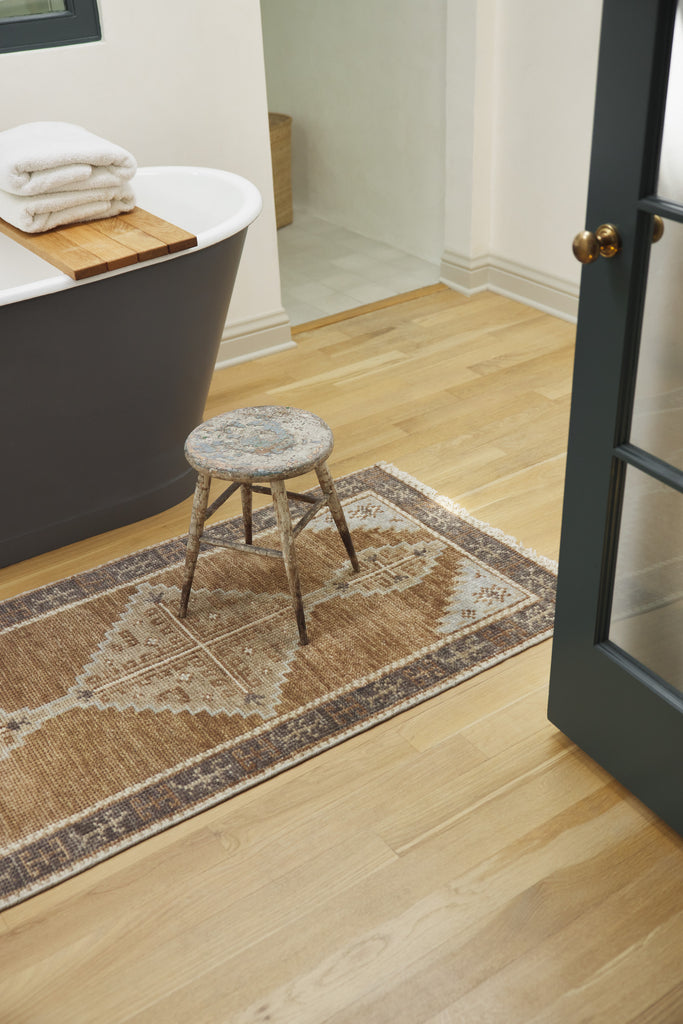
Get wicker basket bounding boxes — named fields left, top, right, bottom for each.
left=269, top=112, right=293, bottom=229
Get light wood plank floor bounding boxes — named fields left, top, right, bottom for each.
left=1, top=287, right=681, bottom=1023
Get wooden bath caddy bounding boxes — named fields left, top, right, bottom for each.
left=0, top=207, right=197, bottom=280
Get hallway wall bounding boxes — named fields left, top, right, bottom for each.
left=490, top=1, right=602, bottom=283
left=261, top=0, right=447, bottom=266
left=442, top=0, right=602, bottom=319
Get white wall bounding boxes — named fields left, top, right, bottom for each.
left=261, top=0, right=447, bottom=265
left=491, top=1, right=603, bottom=288
left=442, top=0, right=603, bottom=320
left=0, top=0, right=289, bottom=363
left=443, top=0, right=495, bottom=265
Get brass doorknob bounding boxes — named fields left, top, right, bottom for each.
left=652, top=215, right=664, bottom=243
left=572, top=223, right=622, bottom=264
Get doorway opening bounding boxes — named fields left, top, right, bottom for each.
left=259, top=0, right=446, bottom=327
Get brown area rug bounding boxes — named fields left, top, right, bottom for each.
left=0, top=464, right=556, bottom=910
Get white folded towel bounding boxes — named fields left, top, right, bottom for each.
left=0, top=122, right=136, bottom=196
left=0, top=184, right=136, bottom=233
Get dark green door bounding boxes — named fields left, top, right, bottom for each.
left=548, top=0, right=683, bottom=835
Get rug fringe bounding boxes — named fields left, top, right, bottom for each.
left=375, top=462, right=558, bottom=574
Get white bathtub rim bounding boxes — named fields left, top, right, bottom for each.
left=0, top=165, right=262, bottom=307
left=135, top=166, right=263, bottom=248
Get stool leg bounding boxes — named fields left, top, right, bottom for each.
left=241, top=484, right=253, bottom=545
left=178, top=472, right=211, bottom=618
left=315, top=461, right=360, bottom=572
left=271, top=478, right=309, bottom=646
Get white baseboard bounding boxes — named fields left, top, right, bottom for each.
left=440, top=249, right=579, bottom=323
left=215, top=309, right=295, bottom=368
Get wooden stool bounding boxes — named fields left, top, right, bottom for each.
left=178, top=405, right=359, bottom=645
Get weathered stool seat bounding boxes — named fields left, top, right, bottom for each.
left=184, top=406, right=334, bottom=482
left=178, top=405, right=359, bottom=645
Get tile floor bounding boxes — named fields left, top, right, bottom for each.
left=278, top=210, right=441, bottom=326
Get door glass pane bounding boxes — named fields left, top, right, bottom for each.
left=630, top=217, right=683, bottom=470
left=0, top=1, right=66, bottom=16
left=609, top=467, right=683, bottom=691
left=658, top=5, right=683, bottom=202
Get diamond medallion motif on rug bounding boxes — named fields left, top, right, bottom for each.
left=0, top=464, right=557, bottom=910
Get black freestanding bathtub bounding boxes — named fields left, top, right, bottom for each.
left=0, top=166, right=262, bottom=567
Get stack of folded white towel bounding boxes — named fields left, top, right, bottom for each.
left=0, top=121, right=137, bottom=233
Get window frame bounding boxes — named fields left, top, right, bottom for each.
left=0, top=0, right=100, bottom=54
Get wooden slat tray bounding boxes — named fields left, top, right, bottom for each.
left=0, top=207, right=197, bottom=280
